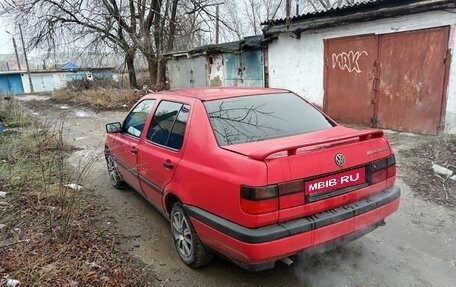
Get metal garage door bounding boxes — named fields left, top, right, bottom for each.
left=31, top=74, right=55, bottom=92
left=167, top=57, right=207, bottom=89
left=0, top=74, right=24, bottom=95
left=324, top=35, right=378, bottom=126
left=324, top=27, right=450, bottom=134
left=377, top=27, right=449, bottom=134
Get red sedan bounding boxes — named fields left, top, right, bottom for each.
left=105, top=88, right=400, bottom=271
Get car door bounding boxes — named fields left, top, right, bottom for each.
left=137, top=100, right=191, bottom=209
left=113, top=99, right=155, bottom=193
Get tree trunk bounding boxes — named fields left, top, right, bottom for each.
left=146, top=55, right=157, bottom=87
left=125, top=52, right=138, bottom=88
left=166, top=0, right=179, bottom=51
left=155, top=56, right=166, bottom=88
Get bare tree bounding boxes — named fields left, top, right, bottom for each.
left=220, top=0, right=282, bottom=39
left=1, top=0, right=141, bottom=88
left=94, top=0, right=217, bottom=87
left=1, top=0, right=215, bottom=88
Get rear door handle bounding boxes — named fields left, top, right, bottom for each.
left=130, top=147, right=138, bottom=154
left=162, top=160, right=174, bottom=170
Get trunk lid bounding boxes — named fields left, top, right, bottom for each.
left=223, top=126, right=393, bottom=222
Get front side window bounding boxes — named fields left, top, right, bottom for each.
left=204, top=92, right=334, bottom=146
left=123, top=99, right=155, bottom=137
left=147, top=101, right=190, bottom=150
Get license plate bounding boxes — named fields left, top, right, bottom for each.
left=305, top=167, right=366, bottom=195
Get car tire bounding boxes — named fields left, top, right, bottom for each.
left=171, top=202, right=213, bottom=268
left=105, top=150, right=127, bottom=189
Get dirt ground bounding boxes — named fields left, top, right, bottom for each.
left=17, top=95, right=456, bottom=287
left=398, top=136, right=456, bottom=208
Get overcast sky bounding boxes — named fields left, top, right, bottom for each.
left=0, top=16, right=15, bottom=55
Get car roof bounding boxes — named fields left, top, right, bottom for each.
left=145, top=87, right=289, bottom=101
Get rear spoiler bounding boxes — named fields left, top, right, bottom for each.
left=249, top=129, right=384, bottom=160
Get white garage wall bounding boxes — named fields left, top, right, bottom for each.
left=268, top=9, right=456, bottom=134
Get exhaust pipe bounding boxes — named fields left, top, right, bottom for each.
left=279, top=257, right=294, bottom=267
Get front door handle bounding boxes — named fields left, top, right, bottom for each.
left=130, top=147, right=138, bottom=154
left=162, top=160, right=174, bottom=170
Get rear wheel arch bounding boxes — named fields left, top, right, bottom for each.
left=165, top=192, right=181, bottom=216
left=163, top=181, right=193, bottom=216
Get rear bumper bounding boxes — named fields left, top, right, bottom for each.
left=185, top=185, right=400, bottom=270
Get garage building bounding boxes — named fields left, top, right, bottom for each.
left=263, top=0, right=456, bottom=134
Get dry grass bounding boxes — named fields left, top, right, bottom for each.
left=52, top=88, right=141, bottom=111
left=0, top=98, right=154, bottom=286
left=0, top=98, right=34, bottom=128
left=1, top=194, right=152, bottom=286
left=117, top=71, right=152, bottom=89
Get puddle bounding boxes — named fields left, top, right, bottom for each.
left=16, top=95, right=50, bottom=102
left=75, top=110, right=88, bottom=117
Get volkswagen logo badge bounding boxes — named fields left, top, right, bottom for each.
left=335, top=153, right=345, bottom=166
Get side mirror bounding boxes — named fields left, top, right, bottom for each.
left=106, top=122, right=122, bottom=133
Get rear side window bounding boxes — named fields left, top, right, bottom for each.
left=204, top=92, right=334, bottom=146
left=123, top=99, right=155, bottom=137
left=147, top=101, right=190, bottom=150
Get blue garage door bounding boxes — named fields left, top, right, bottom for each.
left=0, top=74, right=24, bottom=95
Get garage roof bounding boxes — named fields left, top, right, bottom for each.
left=262, top=0, right=456, bottom=35
left=165, top=35, right=263, bottom=59
left=0, top=71, right=26, bottom=75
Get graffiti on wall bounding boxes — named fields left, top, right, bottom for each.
left=332, top=50, right=368, bottom=73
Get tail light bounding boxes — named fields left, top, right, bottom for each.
left=241, top=181, right=305, bottom=214
left=241, top=185, right=278, bottom=214
left=370, top=154, right=396, bottom=185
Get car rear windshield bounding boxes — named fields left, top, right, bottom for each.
left=204, top=92, right=334, bottom=146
